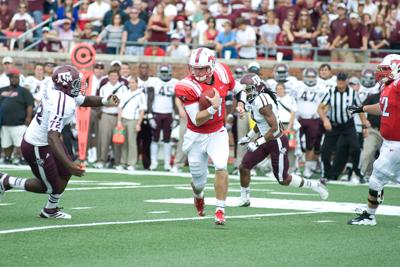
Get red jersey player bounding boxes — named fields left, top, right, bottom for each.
left=348, top=54, right=400, bottom=226
left=175, top=47, right=245, bottom=225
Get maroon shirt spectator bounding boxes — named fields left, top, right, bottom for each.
left=388, top=21, right=400, bottom=50
left=215, top=3, right=238, bottom=29
left=369, top=14, right=389, bottom=57
left=27, top=0, right=45, bottom=12
left=147, top=4, right=169, bottom=44
left=0, top=0, right=12, bottom=30
left=330, top=4, right=348, bottom=37
left=37, top=27, right=64, bottom=52
left=312, top=22, right=333, bottom=60
left=276, top=0, right=300, bottom=25
left=276, top=20, right=294, bottom=60
left=340, top=14, right=369, bottom=49
left=293, top=9, right=315, bottom=44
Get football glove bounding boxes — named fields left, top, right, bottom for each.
left=347, top=105, right=364, bottom=115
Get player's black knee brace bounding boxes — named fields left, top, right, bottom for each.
left=368, top=188, right=384, bottom=205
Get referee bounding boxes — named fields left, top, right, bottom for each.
left=317, top=72, right=368, bottom=180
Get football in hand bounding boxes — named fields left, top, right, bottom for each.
left=199, top=89, right=215, bottom=110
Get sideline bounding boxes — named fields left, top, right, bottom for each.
left=0, top=211, right=317, bottom=235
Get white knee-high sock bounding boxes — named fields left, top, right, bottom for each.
left=150, top=142, right=159, bottom=166
left=163, top=142, right=171, bottom=166
left=216, top=199, right=225, bottom=212
left=289, top=174, right=318, bottom=190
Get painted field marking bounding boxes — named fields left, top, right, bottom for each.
left=146, top=197, right=400, bottom=216
left=70, top=207, right=94, bottom=210
left=0, top=203, right=14, bottom=206
left=313, top=220, right=335, bottom=223
left=0, top=211, right=317, bottom=235
left=148, top=211, right=170, bottom=214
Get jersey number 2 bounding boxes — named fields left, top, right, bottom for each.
left=381, top=96, right=390, bottom=117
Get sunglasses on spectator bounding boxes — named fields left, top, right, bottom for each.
left=95, top=65, right=105, bottom=69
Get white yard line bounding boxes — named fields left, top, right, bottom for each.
left=0, top=211, right=317, bottom=235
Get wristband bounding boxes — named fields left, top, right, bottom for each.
left=101, top=97, right=108, bottom=105
left=207, top=106, right=217, bottom=115
left=246, top=129, right=257, bottom=139
left=255, top=137, right=266, bottom=146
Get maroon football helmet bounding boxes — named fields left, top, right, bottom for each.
left=240, top=73, right=266, bottom=102
left=52, top=65, right=83, bottom=97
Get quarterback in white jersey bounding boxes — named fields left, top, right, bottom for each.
left=266, top=63, right=300, bottom=97
left=0, top=65, right=119, bottom=219
left=148, top=64, right=178, bottom=171
left=295, top=68, right=327, bottom=177
left=237, top=73, right=328, bottom=206
left=24, top=63, right=53, bottom=107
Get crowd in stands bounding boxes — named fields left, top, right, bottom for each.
left=0, top=0, right=399, bottom=61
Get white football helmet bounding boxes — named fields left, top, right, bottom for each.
left=188, top=47, right=216, bottom=82
left=375, top=54, right=400, bottom=84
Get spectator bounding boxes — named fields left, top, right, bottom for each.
left=388, top=20, right=400, bottom=50
left=362, top=0, right=378, bottom=20
left=23, top=63, right=52, bottom=109
left=87, top=0, right=111, bottom=32
left=259, top=10, right=281, bottom=58
left=160, top=0, right=178, bottom=19
left=133, top=0, right=149, bottom=23
left=292, top=8, right=316, bottom=59
left=0, top=57, right=25, bottom=87
left=120, top=7, right=147, bottom=56
left=313, top=22, right=333, bottom=62
left=334, top=12, right=368, bottom=63
left=79, top=23, right=93, bottom=40
left=121, top=0, right=134, bottom=11
left=51, top=18, right=75, bottom=52
left=215, top=20, right=237, bottom=59
left=0, top=0, right=11, bottom=30
left=27, top=0, right=45, bottom=38
left=369, top=13, right=390, bottom=58
left=117, top=77, right=146, bottom=171
left=103, top=0, right=128, bottom=27
left=78, top=0, right=91, bottom=31
left=275, top=0, right=298, bottom=25
left=9, top=3, right=35, bottom=33
left=194, top=9, right=211, bottom=46
left=329, top=3, right=348, bottom=62
left=44, top=59, right=56, bottom=78
left=183, top=20, right=196, bottom=47
left=97, top=13, right=124, bottom=54
left=37, top=27, right=64, bottom=52
left=235, top=17, right=257, bottom=59
left=120, top=62, right=131, bottom=80
left=147, top=3, right=170, bottom=50
left=203, top=17, right=218, bottom=49
left=362, top=13, right=373, bottom=32
left=275, top=20, right=295, bottom=61
left=166, top=32, right=190, bottom=57
left=377, top=0, right=390, bottom=17
left=56, top=0, right=79, bottom=30
left=215, top=1, right=237, bottom=32
left=144, top=45, right=166, bottom=56
left=0, top=68, right=34, bottom=165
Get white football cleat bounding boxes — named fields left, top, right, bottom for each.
left=39, top=208, right=72, bottom=219
left=236, top=197, right=250, bottom=207
left=348, top=211, right=376, bottom=226
left=313, top=181, right=329, bottom=200
left=150, top=163, right=158, bottom=171
left=303, top=168, right=313, bottom=178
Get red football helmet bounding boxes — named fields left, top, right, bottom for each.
left=52, top=65, right=83, bottom=97
left=375, top=54, right=400, bottom=85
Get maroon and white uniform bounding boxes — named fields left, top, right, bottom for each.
left=242, top=92, right=289, bottom=182
left=295, top=82, right=326, bottom=152
left=22, top=85, right=85, bottom=191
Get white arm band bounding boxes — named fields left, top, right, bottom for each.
left=255, top=137, right=266, bottom=146
left=184, top=102, right=200, bottom=126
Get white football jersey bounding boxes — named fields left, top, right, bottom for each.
left=249, top=93, right=281, bottom=136
left=317, top=76, right=337, bottom=92
left=152, top=78, right=178, bottom=114
left=360, top=83, right=380, bottom=99
left=23, top=76, right=53, bottom=104
left=24, top=86, right=85, bottom=146
left=266, top=76, right=300, bottom=97
left=294, top=82, right=327, bottom=119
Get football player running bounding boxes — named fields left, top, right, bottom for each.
left=266, top=63, right=299, bottom=96
left=348, top=54, right=400, bottom=226
left=175, top=48, right=246, bottom=225
left=237, top=73, right=328, bottom=206
left=295, top=68, right=327, bottom=178
left=148, top=64, right=178, bottom=171
left=0, top=65, right=119, bottom=219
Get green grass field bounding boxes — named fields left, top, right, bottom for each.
left=1, top=167, right=400, bottom=267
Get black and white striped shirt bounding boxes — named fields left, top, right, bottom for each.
left=320, top=86, right=361, bottom=125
